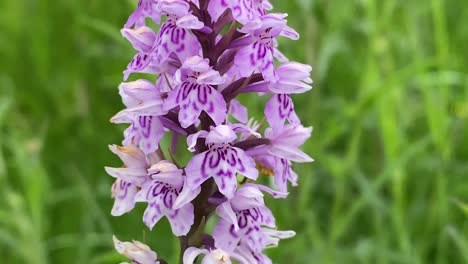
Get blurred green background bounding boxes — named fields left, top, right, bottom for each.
left=1, top=0, right=468, bottom=263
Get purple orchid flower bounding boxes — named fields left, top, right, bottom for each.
left=111, top=80, right=167, bottom=154
left=212, top=183, right=292, bottom=253
left=240, top=62, right=311, bottom=129
left=123, top=1, right=203, bottom=80
left=105, top=145, right=150, bottom=216
left=263, top=62, right=313, bottom=127
left=136, top=160, right=201, bottom=236
left=152, top=0, right=204, bottom=63
left=244, top=62, right=312, bottom=129
left=233, top=13, right=299, bottom=82
left=256, top=155, right=297, bottom=193
left=185, top=125, right=259, bottom=198
left=267, top=62, right=313, bottom=94
left=164, top=56, right=227, bottom=128
left=248, top=124, right=313, bottom=163
left=246, top=125, right=312, bottom=191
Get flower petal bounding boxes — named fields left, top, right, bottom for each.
left=159, top=0, right=190, bottom=17
left=167, top=203, right=194, bottom=236
left=108, top=144, right=146, bottom=168
left=136, top=116, right=165, bottom=154
left=216, top=202, right=239, bottom=231
left=213, top=218, right=243, bottom=252
left=105, top=167, right=148, bottom=186
left=233, top=147, right=259, bottom=180
left=123, top=52, right=156, bottom=81
left=173, top=181, right=201, bottom=210
left=111, top=179, right=138, bottom=216
left=185, top=151, right=212, bottom=190
left=265, top=94, right=300, bottom=129
left=212, top=168, right=238, bottom=199
left=268, top=144, right=314, bottom=163
left=121, top=26, right=156, bottom=53
left=205, top=125, right=237, bottom=145
left=183, top=247, right=209, bottom=264
left=229, top=99, right=248, bottom=124
left=197, top=69, right=225, bottom=85
left=187, top=130, right=209, bottom=152
left=177, top=14, right=205, bottom=29
left=113, top=235, right=158, bottom=264
left=142, top=200, right=165, bottom=230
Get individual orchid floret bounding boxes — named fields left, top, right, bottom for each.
left=113, top=235, right=160, bottom=264
left=125, top=0, right=162, bottom=29
left=185, top=125, right=259, bottom=198
left=255, top=155, right=298, bottom=193
left=244, top=61, right=312, bottom=94
left=123, top=0, right=204, bottom=80
left=212, top=183, right=288, bottom=253
left=208, top=0, right=273, bottom=25
left=106, top=145, right=150, bottom=216
left=265, top=63, right=312, bottom=128
left=136, top=160, right=200, bottom=236
left=268, top=62, right=313, bottom=94
left=233, top=13, right=299, bottom=82
left=245, top=125, right=312, bottom=191
left=164, top=56, right=227, bottom=128
left=264, top=124, right=313, bottom=162
left=183, top=247, right=250, bottom=264
left=111, top=80, right=167, bottom=154
left=243, top=62, right=312, bottom=128
left=249, top=124, right=313, bottom=163
left=264, top=94, right=300, bottom=129
left=151, top=0, right=204, bottom=64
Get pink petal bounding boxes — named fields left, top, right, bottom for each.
left=216, top=202, right=239, bottom=231
left=183, top=247, right=209, bottom=264
left=105, top=167, right=148, bottom=186
left=173, top=182, right=201, bottom=209
left=108, top=144, right=146, bottom=168
left=111, top=179, right=138, bottom=216
left=234, top=147, right=259, bottom=180
left=176, top=14, right=205, bottom=29
left=167, top=203, right=194, bottom=236
left=229, top=99, right=248, bottom=123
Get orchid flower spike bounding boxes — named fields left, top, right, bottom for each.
left=109, top=0, right=314, bottom=263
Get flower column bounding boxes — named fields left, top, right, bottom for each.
left=108, top=0, right=314, bottom=263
